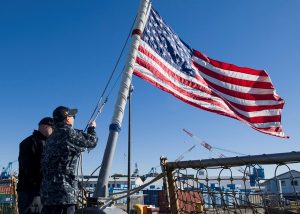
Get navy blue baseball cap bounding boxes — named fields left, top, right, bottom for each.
left=53, top=106, right=78, bottom=123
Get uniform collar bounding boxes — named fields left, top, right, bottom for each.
left=55, top=122, right=72, bottom=128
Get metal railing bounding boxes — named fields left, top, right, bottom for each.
left=161, top=151, right=300, bottom=214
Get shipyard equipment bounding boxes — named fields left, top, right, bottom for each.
left=0, top=162, right=14, bottom=180
left=183, top=128, right=265, bottom=185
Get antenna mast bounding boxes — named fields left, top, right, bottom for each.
left=94, top=0, right=151, bottom=198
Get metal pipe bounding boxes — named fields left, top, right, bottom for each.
left=93, top=0, right=151, bottom=198
left=127, top=85, right=133, bottom=213
left=166, top=151, right=300, bottom=171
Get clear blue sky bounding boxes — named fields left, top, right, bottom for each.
left=0, top=0, right=299, bottom=178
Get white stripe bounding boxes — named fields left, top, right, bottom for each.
left=192, top=62, right=275, bottom=95
left=192, top=55, right=271, bottom=83
left=233, top=107, right=281, bottom=118
left=251, top=122, right=282, bottom=129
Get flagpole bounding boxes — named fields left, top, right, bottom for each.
left=94, top=0, right=151, bottom=198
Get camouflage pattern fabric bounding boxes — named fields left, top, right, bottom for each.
left=41, top=123, right=98, bottom=205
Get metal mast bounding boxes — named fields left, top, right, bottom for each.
left=94, top=0, right=151, bottom=198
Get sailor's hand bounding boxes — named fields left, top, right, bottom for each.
left=89, top=120, right=96, bottom=128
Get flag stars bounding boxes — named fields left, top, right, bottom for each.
left=142, top=9, right=193, bottom=72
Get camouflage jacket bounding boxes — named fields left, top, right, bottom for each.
left=41, top=123, right=98, bottom=205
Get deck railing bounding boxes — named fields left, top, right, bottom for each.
left=161, top=151, right=300, bottom=214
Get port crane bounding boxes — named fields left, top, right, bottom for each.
left=0, top=161, right=16, bottom=179
left=182, top=128, right=264, bottom=185
left=182, top=128, right=246, bottom=159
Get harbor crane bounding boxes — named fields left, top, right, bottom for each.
left=0, top=161, right=16, bottom=179
left=182, top=128, right=265, bottom=185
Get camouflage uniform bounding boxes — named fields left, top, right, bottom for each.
left=41, top=122, right=97, bottom=206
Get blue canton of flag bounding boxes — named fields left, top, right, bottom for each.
left=142, top=9, right=195, bottom=77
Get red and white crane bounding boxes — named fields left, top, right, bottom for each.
left=182, top=128, right=249, bottom=175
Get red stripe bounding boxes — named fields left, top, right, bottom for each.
left=193, top=50, right=269, bottom=77
left=192, top=60, right=274, bottom=89
left=193, top=72, right=282, bottom=101
left=237, top=113, right=281, bottom=124
left=227, top=100, right=284, bottom=112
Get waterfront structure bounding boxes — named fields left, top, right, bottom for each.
left=261, top=170, right=300, bottom=200
left=83, top=176, right=143, bottom=193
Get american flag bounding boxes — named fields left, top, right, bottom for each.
left=133, top=7, right=287, bottom=138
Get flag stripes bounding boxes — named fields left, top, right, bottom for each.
left=133, top=7, right=287, bottom=138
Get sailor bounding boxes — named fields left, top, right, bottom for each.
left=17, top=117, right=54, bottom=214
left=41, top=106, right=98, bottom=214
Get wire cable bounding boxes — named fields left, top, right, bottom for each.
left=84, top=14, right=137, bottom=131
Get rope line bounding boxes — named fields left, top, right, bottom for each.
left=84, top=14, right=138, bottom=131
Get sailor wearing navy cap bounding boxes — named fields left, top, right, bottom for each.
left=41, top=106, right=98, bottom=214
left=17, top=117, right=54, bottom=214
